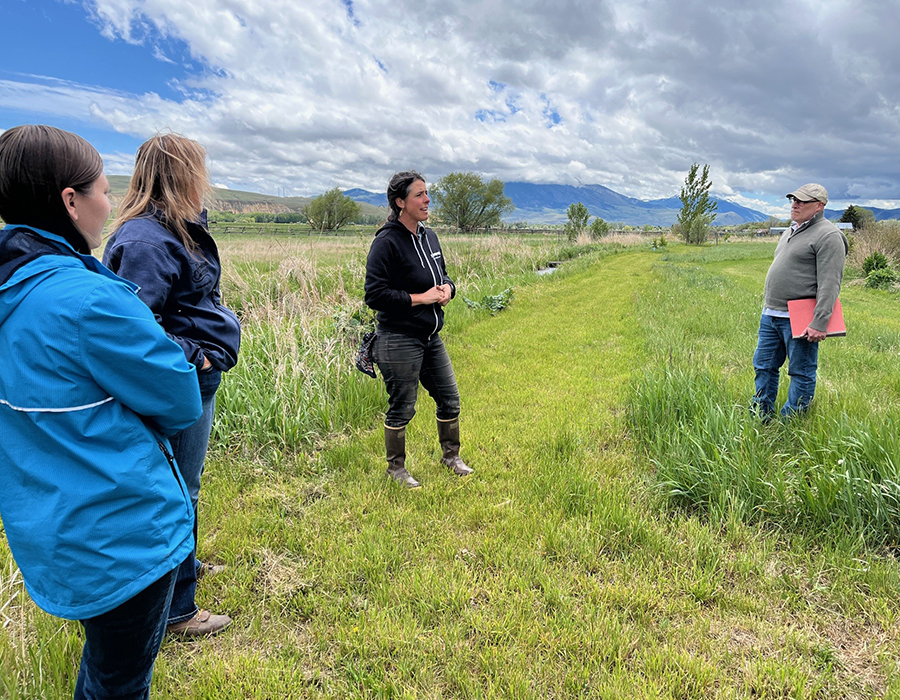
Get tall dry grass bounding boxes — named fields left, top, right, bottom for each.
left=846, top=220, right=900, bottom=272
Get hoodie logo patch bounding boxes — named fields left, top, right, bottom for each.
left=431, top=251, right=442, bottom=260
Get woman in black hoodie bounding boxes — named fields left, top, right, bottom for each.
left=364, top=171, right=472, bottom=487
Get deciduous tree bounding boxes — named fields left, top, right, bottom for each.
left=565, top=202, right=590, bottom=241
left=431, top=172, right=514, bottom=232
left=677, top=163, right=718, bottom=244
left=302, top=188, right=361, bottom=231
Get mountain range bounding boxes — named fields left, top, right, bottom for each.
left=346, top=183, right=768, bottom=226
left=824, top=206, right=900, bottom=222
left=108, top=176, right=900, bottom=227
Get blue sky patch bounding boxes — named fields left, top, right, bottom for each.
left=541, top=94, right=561, bottom=127
left=0, top=106, right=143, bottom=169
left=475, top=109, right=506, bottom=123
left=0, top=0, right=199, bottom=102
left=342, top=0, right=360, bottom=26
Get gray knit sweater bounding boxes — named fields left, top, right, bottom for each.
left=763, top=212, right=849, bottom=332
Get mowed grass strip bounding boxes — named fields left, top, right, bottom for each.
left=149, top=251, right=660, bottom=698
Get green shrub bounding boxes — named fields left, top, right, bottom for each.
left=865, top=266, right=898, bottom=290
left=862, top=250, right=888, bottom=276
left=589, top=217, right=610, bottom=238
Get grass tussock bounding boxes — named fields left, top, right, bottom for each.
left=629, top=365, right=900, bottom=545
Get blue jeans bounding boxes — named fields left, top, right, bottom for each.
left=373, top=329, right=460, bottom=428
left=752, top=314, right=819, bottom=418
left=166, top=368, right=221, bottom=624
left=75, top=568, right=177, bottom=700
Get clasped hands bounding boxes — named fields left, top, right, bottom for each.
left=423, top=284, right=452, bottom=306
left=411, top=284, right=452, bottom=307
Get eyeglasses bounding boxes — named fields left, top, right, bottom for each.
left=788, top=196, right=817, bottom=204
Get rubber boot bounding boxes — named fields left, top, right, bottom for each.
left=437, top=417, right=473, bottom=476
left=385, top=425, right=420, bottom=488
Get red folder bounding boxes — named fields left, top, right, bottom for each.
left=787, top=298, right=846, bottom=338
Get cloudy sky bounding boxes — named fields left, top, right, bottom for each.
left=2, top=0, right=898, bottom=215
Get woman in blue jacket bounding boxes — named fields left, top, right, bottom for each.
left=104, top=134, right=241, bottom=637
left=0, top=125, right=201, bottom=698
left=364, top=171, right=473, bottom=488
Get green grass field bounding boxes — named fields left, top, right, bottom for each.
left=2, top=235, right=899, bottom=698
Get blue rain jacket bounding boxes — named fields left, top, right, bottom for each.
left=0, top=225, right=201, bottom=620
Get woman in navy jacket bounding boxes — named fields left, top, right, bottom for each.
left=0, top=125, right=201, bottom=698
left=364, top=171, right=473, bottom=487
left=104, top=134, right=241, bottom=637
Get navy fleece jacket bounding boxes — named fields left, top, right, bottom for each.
left=103, top=209, right=241, bottom=371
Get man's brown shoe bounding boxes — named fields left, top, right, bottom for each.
left=196, top=561, right=226, bottom=580
left=167, top=609, right=232, bottom=637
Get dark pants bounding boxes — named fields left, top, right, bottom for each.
left=75, top=568, right=177, bottom=700
left=167, top=368, right=221, bottom=624
left=374, top=329, right=460, bottom=428
left=752, top=313, right=819, bottom=417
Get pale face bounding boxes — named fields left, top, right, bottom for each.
left=789, top=196, right=824, bottom=225
left=63, top=173, right=112, bottom=250
left=397, top=180, right=429, bottom=228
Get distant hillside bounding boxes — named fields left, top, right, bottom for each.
left=106, top=176, right=900, bottom=226
left=344, top=181, right=768, bottom=226
left=107, top=176, right=386, bottom=218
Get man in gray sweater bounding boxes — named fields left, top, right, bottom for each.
left=752, top=183, right=849, bottom=419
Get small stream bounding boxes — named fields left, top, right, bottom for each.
left=536, top=261, right=562, bottom=276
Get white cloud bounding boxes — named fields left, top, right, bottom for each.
left=4, top=0, right=900, bottom=208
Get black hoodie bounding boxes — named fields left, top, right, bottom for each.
left=364, top=220, right=456, bottom=339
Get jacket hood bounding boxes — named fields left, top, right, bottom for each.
left=0, top=226, right=77, bottom=325
left=142, top=205, right=209, bottom=239
left=0, top=225, right=77, bottom=281
left=375, top=219, right=425, bottom=238
left=0, top=225, right=132, bottom=327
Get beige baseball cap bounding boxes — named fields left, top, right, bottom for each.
left=786, top=183, right=828, bottom=204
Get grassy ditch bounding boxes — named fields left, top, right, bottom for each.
left=211, top=232, right=630, bottom=458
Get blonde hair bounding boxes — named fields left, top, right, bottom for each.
left=112, top=133, right=209, bottom=250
